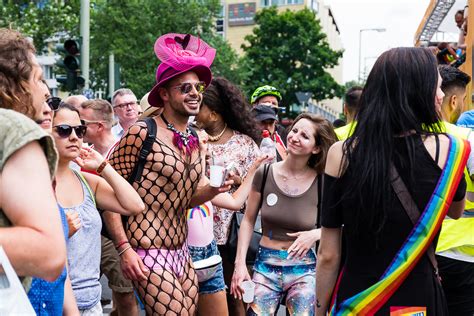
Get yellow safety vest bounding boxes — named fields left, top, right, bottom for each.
left=437, top=122, right=474, bottom=256
left=334, top=121, right=357, bottom=141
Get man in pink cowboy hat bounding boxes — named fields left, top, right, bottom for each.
left=105, top=33, right=232, bottom=315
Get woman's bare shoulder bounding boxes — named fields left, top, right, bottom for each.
left=325, top=141, right=345, bottom=178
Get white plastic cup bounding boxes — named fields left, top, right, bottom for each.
left=241, top=280, right=255, bottom=303
left=209, top=165, right=226, bottom=187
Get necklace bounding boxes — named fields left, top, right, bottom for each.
left=280, top=167, right=310, bottom=182
left=208, top=123, right=227, bottom=142
left=161, top=115, right=199, bottom=155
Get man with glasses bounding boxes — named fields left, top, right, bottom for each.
left=111, top=88, right=140, bottom=140
left=105, top=33, right=232, bottom=315
left=78, top=98, right=140, bottom=316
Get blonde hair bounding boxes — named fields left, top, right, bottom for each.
left=81, top=99, right=115, bottom=127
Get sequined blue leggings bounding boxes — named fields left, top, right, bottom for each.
left=248, top=246, right=316, bottom=316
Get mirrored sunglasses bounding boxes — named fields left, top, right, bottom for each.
left=53, top=124, right=87, bottom=139
left=172, top=81, right=206, bottom=94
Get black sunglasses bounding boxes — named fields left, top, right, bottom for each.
left=53, top=124, right=87, bottom=139
left=172, top=81, right=206, bottom=94
left=47, top=97, right=62, bottom=111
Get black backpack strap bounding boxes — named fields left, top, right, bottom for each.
left=258, top=164, right=270, bottom=210
left=128, top=117, right=157, bottom=184
left=189, top=126, right=199, bottom=140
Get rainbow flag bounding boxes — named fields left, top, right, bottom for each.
left=329, top=135, right=469, bottom=315
left=186, top=204, right=211, bottom=220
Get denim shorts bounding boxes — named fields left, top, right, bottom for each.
left=188, top=240, right=226, bottom=295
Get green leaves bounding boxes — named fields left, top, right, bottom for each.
left=0, top=1, right=80, bottom=52
left=241, top=7, right=344, bottom=111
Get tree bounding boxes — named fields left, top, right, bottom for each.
left=241, top=7, right=344, bottom=109
left=0, top=0, right=80, bottom=52
left=89, top=0, right=240, bottom=98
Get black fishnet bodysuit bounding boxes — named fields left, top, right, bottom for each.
left=109, top=121, right=202, bottom=315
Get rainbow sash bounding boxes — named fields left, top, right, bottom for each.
left=329, top=135, right=470, bottom=315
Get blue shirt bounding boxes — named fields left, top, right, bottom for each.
left=63, top=170, right=102, bottom=310
left=457, top=110, right=474, bottom=129
left=28, top=205, right=69, bottom=315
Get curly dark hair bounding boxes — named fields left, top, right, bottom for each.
left=0, top=28, right=37, bottom=118
left=203, top=77, right=261, bottom=143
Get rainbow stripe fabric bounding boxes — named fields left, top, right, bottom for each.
left=329, top=135, right=470, bottom=315
left=186, top=204, right=211, bottom=220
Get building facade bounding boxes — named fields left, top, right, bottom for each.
left=219, top=0, right=344, bottom=117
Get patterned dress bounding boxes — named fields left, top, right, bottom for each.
left=209, top=131, right=259, bottom=245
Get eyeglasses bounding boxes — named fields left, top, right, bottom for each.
left=46, top=97, right=62, bottom=111
left=114, top=101, right=137, bottom=109
left=171, top=81, right=206, bottom=94
left=53, top=124, right=87, bottom=139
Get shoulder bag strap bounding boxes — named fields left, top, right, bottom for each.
left=128, top=117, right=157, bottom=184
left=258, top=164, right=270, bottom=210
left=389, top=163, right=439, bottom=277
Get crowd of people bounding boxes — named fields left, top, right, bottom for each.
left=0, top=26, right=473, bottom=316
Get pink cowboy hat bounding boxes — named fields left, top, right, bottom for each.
left=148, top=33, right=216, bottom=107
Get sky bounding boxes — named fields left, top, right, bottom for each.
left=324, top=0, right=462, bottom=83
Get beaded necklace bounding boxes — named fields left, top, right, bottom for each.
left=161, top=115, right=199, bottom=155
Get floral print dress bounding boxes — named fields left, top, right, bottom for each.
left=209, top=131, right=259, bottom=245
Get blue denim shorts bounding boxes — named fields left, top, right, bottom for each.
left=188, top=240, right=226, bottom=295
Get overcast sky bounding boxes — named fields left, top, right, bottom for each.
left=325, top=0, right=434, bottom=83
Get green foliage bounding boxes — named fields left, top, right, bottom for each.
left=0, top=0, right=80, bottom=52
left=90, top=0, right=239, bottom=98
left=344, top=80, right=362, bottom=91
left=1, top=0, right=241, bottom=98
left=241, top=7, right=344, bottom=108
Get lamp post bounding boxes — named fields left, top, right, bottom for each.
left=358, top=28, right=386, bottom=83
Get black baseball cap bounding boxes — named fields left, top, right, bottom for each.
left=252, top=105, right=278, bottom=122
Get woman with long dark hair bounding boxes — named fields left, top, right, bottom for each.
left=316, top=47, right=468, bottom=315
left=194, top=77, right=261, bottom=315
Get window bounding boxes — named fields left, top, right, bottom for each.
left=261, top=0, right=304, bottom=6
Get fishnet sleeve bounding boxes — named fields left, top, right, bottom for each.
left=109, top=123, right=148, bottom=180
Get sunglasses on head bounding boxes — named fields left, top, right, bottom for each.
left=172, top=81, right=206, bottom=94
left=53, top=124, right=87, bottom=139
left=46, top=97, right=62, bottom=111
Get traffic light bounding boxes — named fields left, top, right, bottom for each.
left=216, top=19, right=224, bottom=34
left=55, top=39, right=85, bottom=92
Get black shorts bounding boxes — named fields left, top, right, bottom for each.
left=436, top=255, right=474, bottom=316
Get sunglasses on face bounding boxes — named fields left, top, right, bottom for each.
left=172, top=81, right=206, bottom=94
left=53, top=124, right=87, bottom=139
left=47, top=97, right=62, bottom=111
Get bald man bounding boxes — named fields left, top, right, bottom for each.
left=63, top=95, right=88, bottom=110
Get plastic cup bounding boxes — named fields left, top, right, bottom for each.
left=241, top=280, right=255, bottom=303
left=209, top=165, right=226, bottom=187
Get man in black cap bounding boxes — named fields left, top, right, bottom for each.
left=253, top=105, right=287, bottom=161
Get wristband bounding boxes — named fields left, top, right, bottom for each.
left=115, top=240, right=129, bottom=250
left=118, top=245, right=132, bottom=257
left=96, top=159, right=109, bottom=174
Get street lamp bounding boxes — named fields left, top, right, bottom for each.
left=358, top=28, right=386, bottom=83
